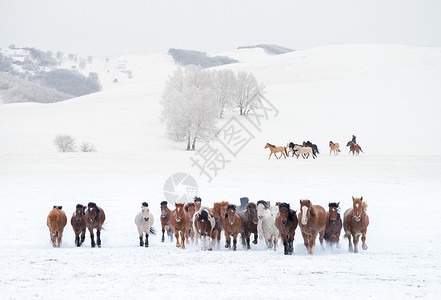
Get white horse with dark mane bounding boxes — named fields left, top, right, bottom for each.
left=256, top=201, right=279, bottom=250
left=293, top=145, right=316, bottom=159
left=135, top=202, right=156, bottom=247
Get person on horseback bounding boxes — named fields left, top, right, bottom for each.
left=352, top=135, right=356, bottom=144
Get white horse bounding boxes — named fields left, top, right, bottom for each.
left=293, top=145, right=316, bottom=159
left=193, top=207, right=216, bottom=251
left=257, top=202, right=279, bottom=251
left=135, top=202, right=155, bottom=247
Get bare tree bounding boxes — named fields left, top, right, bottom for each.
left=234, top=71, right=266, bottom=115
left=214, top=69, right=236, bottom=118
left=54, top=135, right=76, bottom=152
left=79, top=142, right=96, bottom=152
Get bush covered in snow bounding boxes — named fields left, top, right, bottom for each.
left=54, top=135, right=77, bottom=152
left=40, top=69, right=102, bottom=97
left=168, top=48, right=238, bottom=68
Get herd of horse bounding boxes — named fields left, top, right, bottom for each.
left=46, top=196, right=369, bottom=255
left=264, top=140, right=364, bottom=159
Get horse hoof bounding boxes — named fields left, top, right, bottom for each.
left=336, top=243, right=341, bottom=249
left=362, top=244, right=368, bottom=250
left=253, top=241, right=257, bottom=245
left=145, top=244, right=149, bottom=248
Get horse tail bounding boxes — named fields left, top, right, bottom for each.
left=149, top=227, right=157, bottom=235
left=284, top=147, right=288, bottom=156
left=359, top=146, right=364, bottom=153
left=315, top=146, right=319, bottom=154
left=338, top=149, right=341, bottom=152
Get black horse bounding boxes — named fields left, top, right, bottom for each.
left=303, top=141, right=319, bottom=156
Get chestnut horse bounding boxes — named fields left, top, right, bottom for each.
left=70, top=204, right=86, bottom=247
left=47, top=206, right=67, bottom=248
left=329, top=141, right=340, bottom=155
left=343, top=197, right=369, bottom=253
left=346, top=141, right=364, bottom=156
left=85, top=202, right=106, bottom=248
left=185, top=202, right=196, bottom=244
left=170, top=203, right=190, bottom=249
left=211, top=201, right=229, bottom=249
left=222, top=204, right=242, bottom=251
left=324, top=202, right=342, bottom=249
left=160, top=201, right=173, bottom=242
left=298, top=200, right=326, bottom=255
left=275, top=203, right=298, bottom=255
left=239, top=202, right=259, bottom=250
left=264, top=143, right=287, bottom=159
left=193, top=208, right=216, bottom=251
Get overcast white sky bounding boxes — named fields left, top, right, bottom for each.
left=1, top=0, right=440, bottom=56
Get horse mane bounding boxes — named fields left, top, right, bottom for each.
left=194, top=197, right=202, bottom=202
left=267, top=143, right=275, bottom=147
left=246, top=202, right=257, bottom=210
left=256, top=200, right=267, bottom=208
left=278, top=202, right=290, bottom=210
left=76, top=204, right=83, bottom=209
left=227, top=204, right=236, bottom=210
left=328, top=202, right=339, bottom=208
left=362, top=202, right=368, bottom=211
left=288, top=209, right=297, bottom=222
left=199, top=209, right=209, bottom=221
left=88, top=202, right=100, bottom=214
left=160, top=201, right=168, bottom=206
left=310, top=206, right=318, bottom=217
left=142, top=202, right=148, bottom=207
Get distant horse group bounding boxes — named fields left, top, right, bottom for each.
left=47, top=197, right=369, bottom=256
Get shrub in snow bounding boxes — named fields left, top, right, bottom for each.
left=54, top=135, right=76, bottom=152
left=79, top=142, right=96, bottom=152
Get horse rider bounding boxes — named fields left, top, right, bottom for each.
left=352, top=135, right=356, bottom=144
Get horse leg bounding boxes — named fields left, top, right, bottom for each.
left=80, top=229, right=85, bottom=245
left=282, top=236, right=288, bottom=255
left=268, top=152, right=272, bottom=159
left=139, top=229, right=144, bottom=246
left=180, top=230, right=186, bottom=250
left=246, top=232, right=251, bottom=250
left=97, top=229, right=101, bottom=248
left=175, top=231, right=180, bottom=248
left=74, top=229, right=80, bottom=247
left=145, top=232, right=149, bottom=248
left=169, top=227, right=174, bottom=242
left=353, top=232, right=361, bottom=253
left=319, top=229, right=325, bottom=249
left=252, top=230, right=258, bottom=245
left=361, top=228, right=368, bottom=250
left=224, top=232, right=231, bottom=249
left=90, top=229, right=96, bottom=248
left=57, top=229, right=63, bottom=247
left=233, top=233, right=238, bottom=251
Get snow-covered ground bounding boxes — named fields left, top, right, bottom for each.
left=1, top=44, right=441, bottom=299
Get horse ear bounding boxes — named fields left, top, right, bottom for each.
left=360, top=196, right=363, bottom=201
left=352, top=196, right=355, bottom=201
left=58, top=206, right=62, bottom=210
left=53, top=205, right=57, bottom=209
left=83, top=206, right=86, bottom=214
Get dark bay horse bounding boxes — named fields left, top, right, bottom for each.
left=160, top=201, right=173, bottom=242
left=239, top=202, right=259, bottom=250
left=324, top=202, right=342, bottom=249
left=185, top=202, right=196, bottom=243
left=222, top=205, right=242, bottom=251
left=299, top=200, right=326, bottom=255
left=343, top=197, right=369, bottom=253
left=211, top=201, right=229, bottom=249
left=47, top=206, right=67, bottom=248
left=85, top=202, right=106, bottom=248
left=275, top=203, right=298, bottom=255
left=70, top=204, right=86, bottom=247
left=170, top=203, right=190, bottom=249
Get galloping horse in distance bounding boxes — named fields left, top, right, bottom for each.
left=264, top=143, right=287, bottom=159
left=346, top=141, right=364, bottom=156
left=135, top=202, right=156, bottom=247
left=303, top=141, right=319, bottom=156
left=329, top=141, right=341, bottom=155
left=286, top=142, right=302, bottom=157
left=298, top=200, right=326, bottom=255
left=71, top=204, right=86, bottom=247
left=193, top=207, right=216, bottom=251
left=222, top=204, right=242, bottom=251
left=343, top=197, right=369, bottom=253
left=324, top=202, right=342, bottom=249
left=293, top=144, right=316, bottom=159
left=160, top=201, right=173, bottom=242
left=47, top=206, right=67, bottom=248
left=275, top=202, right=298, bottom=255
left=85, top=202, right=106, bottom=248
left=170, top=203, right=190, bottom=249
left=239, top=202, right=259, bottom=250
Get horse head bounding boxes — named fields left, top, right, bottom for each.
left=186, top=203, right=196, bottom=221
left=87, top=202, right=100, bottom=224
left=256, top=200, right=268, bottom=220
left=346, top=141, right=353, bottom=147
left=194, top=197, right=202, bottom=211
left=174, top=203, right=185, bottom=222
left=160, top=201, right=168, bottom=218
left=300, top=200, right=313, bottom=225
left=74, top=204, right=85, bottom=224
left=278, top=203, right=291, bottom=225
left=328, top=202, right=340, bottom=224
left=352, top=197, right=365, bottom=222
left=225, top=204, right=237, bottom=225
left=246, top=203, right=258, bottom=225
left=141, top=202, right=150, bottom=222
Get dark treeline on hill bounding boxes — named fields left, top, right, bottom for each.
left=237, top=44, right=294, bottom=55
left=168, top=48, right=239, bottom=68
left=0, top=45, right=101, bottom=103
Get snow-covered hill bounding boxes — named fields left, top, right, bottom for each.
left=1, top=44, right=441, bottom=299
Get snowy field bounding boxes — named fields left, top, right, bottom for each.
left=1, top=45, right=441, bottom=299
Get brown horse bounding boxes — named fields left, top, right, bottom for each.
left=324, top=202, right=342, bottom=248
left=170, top=203, right=190, bottom=249
left=194, top=196, right=202, bottom=212
left=264, top=143, right=287, bottom=159
left=211, top=201, right=229, bottom=249
left=275, top=203, right=298, bottom=255
left=222, top=204, right=242, bottom=251
left=70, top=204, right=86, bottom=247
left=160, top=201, right=173, bottom=242
left=346, top=141, right=364, bottom=156
left=185, top=202, right=196, bottom=243
left=298, top=200, right=326, bottom=255
left=85, top=202, right=106, bottom=248
left=329, top=141, right=341, bottom=155
left=239, top=202, right=259, bottom=250
left=193, top=208, right=216, bottom=251
left=343, top=197, right=369, bottom=253
left=47, top=206, right=67, bottom=248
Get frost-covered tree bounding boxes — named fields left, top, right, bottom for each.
left=79, top=141, right=96, bottom=152
left=161, top=66, right=217, bottom=150
left=214, top=69, right=236, bottom=118
left=54, top=135, right=76, bottom=152
left=234, top=71, right=266, bottom=115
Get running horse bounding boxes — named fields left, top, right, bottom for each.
left=135, top=202, right=156, bottom=247
left=346, top=141, right=364, bottom=156
left=239, top=202, right=259, bottom=250
left=264, top=143, right=287, bottom=159
left=222, top=204, right=242, bottom=251
left=193, top=208, right=216, bottom=251
left=343, top=196, right=369, bottom=253
left=324, top=202, right=342, bottom=248
left=275, top=203, right=298, bottom=255
left=329, top=141, right=341, bottom=155
left=71, top=204, right=86, bottom=247
left=185, top=202, right=196, bottom=244
left=211, top=201, right=229, bottom=249
left=160, top=201, right=173, bottom=242
left=47, top=206, right=67, bottom=248
left=170, top=203, right=190, bottom=249
left=85, top=202, right=106, bottom=248
left=298, top=200, right=326, bottom=255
